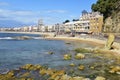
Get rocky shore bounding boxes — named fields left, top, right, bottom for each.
left=0, top=31, right=120, bottom=80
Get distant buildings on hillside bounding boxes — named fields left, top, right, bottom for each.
left=0, top=11, right=103, bottom=35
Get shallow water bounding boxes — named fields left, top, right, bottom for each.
left=0, top=33, right=120, bottom=80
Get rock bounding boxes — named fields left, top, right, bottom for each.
left=46, top=69, right=54, bottom=75
left=69, top=63, right=75, bottom=67
left=104, top=11, right=120, bottom=33
left=49, top=70, right=65, bottom=80
left=60, top=74, right=71, bottom=80
left=20, top=78, right=26, bottom=80
left=27, top=78, right=33, bottom=80
left=72, top=76, right=85, bottom=80
left=109, top=66, right=120, bottom=74
left=116, top=71, right=120, bottom=74
left=48, top=51, right=54, bottom=55
left=13, top=36, right=32, bottom=40
left=34, top=64, right=42, bottom=70
left=95, top=76, right=106, bottom=80
left=7, top=70, right=15, bottom=77
left=78, top=65, right=85, bottom=70
left=63, top=54, right=72, bottom=60
left=21, top=64, right=33, bottom=70
left=74, top=53, right=85, bottom=59
left=39, top=69, right=47, bottom=75
left=66, top=42, right=71, bottom=44
left=83, top=78, right=91, bottom=80
left=90, top=66, right=95, bottom=69
left=105, top=34, right=115, bottom=50
left=0, top=69, right=9, bottom=74
left=20, top=72, right=30, bottom=77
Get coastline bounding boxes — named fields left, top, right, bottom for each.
left=45, top=36, right=120, bottom=54
left=0, top=31, right=120, bottom=80
left=1, top=31, right=120, bottom=53
left=0, top=31, right=55, bottom=36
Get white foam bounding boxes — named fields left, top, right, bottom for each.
left=32, top=37, right=43, bottom=39
left=0, top=37, right=13, bottom=40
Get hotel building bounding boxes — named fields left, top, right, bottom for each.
left=80, top=11, right=103, bottom=34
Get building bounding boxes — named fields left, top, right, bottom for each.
left=54, top=23, right=65, bottom=34
left=38, top=19, right=44, bottom=32
left=80, top=12, right=103, bottom=34
left=64, top=20, right=90, bottom=34
left=46, top=25, right=55, bottom=32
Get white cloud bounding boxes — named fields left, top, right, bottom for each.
left=0, top=8, right=68, bottom=25
left=0, top=2, right=9, bottom=6
left=0, top=9, right=39, bottom=23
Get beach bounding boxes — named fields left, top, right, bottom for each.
left=1, top=31, right=120, bottom=51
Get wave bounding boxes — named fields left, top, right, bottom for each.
left=32, top=37, right=43, bottom=39
left=0, top=37, right=13, bottom=40
left=0, top=36, right=43, bottom=40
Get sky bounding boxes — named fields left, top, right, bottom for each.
left=0, top=0, right=97, bottom=27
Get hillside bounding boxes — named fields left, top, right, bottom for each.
left=92, top=0, right=120, bottom=33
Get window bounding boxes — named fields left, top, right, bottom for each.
left=88, top=26, right=90, bottom=29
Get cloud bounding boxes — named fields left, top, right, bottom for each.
left=0, top=9, right=38, bottom=23
left=0, top=8, right=69, bottom=26
left=0, top=2, right=9, bottom=6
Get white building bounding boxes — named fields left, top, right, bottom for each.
left=64, top=20, right=90, bottom=33
left=47, top=25, right=55, bottom=32
left=54, top=24, right=65, bottom=34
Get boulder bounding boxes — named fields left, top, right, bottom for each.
left=13, top=36, right=32, bottom=40
left=72, top=76, right=85, bottom=80
left=95, top=76, right=106, bottom=80
left=75, top=53, right=85, bottom=59
left=78, top=65, right=85, bottom=70
left=63, top=54, right=72, bottom=60
left=105, top=34, right=115, bottom=50
left=69, top=63, right=75, bottom=67
left=21, top=64, right=33, bottom=70
left=48, top=51, right=54, bottom=55
left=109, top=66, right=120, bottom=74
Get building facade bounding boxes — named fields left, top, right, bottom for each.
left=80, top=12, right=103, bottom=34
left=64, top=21, right=90, bottom=34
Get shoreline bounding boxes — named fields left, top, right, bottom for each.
left=0, top=31, right=55, bottom=36
left=1, top=31, right=120, bottom=53
left=45, top=36, right=120, bottom=54
left=45, top=36, right=120, bottom=49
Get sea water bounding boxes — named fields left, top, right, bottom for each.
left=0, top=33, right=120, bottom=80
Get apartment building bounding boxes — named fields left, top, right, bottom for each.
left=80, top=12, right=103, bottom=34
left=64, top=21, right=90, bottom=34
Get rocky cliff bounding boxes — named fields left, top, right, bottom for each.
left=103, top=11, right=120, bottom=33
left=103, top=1, right=120, bottom=33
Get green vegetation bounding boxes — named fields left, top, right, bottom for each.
left=74, top=48, right=92, bottom=53
left=48, top=51, right=55, bottom=55
left=63, top=20, right=70, bottom=24
left=91, top=0, right=120, bottom=19
left=72, top=19, right=79, bottom=22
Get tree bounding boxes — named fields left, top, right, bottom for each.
left=91, top=0, right=119, bottom=19
left=63, top=20, right=70, bottom=24
left=72, top=19, right=79, bottom=21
